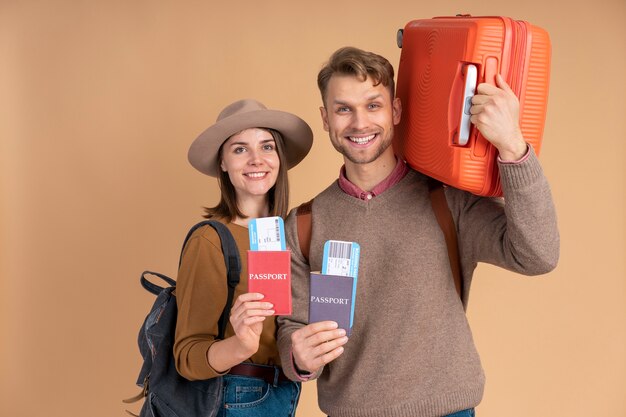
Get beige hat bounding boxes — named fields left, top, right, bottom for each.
left=188, top=99, right=313, bottom=177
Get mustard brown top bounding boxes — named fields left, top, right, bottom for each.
left=174, top=221, right=281, bottom=380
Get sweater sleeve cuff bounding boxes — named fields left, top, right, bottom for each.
left=290, top=349, right=322, bottom=381
left=177, top=340, right=229, bottom=380
left=497, top=143, right=531, bottom=164
left=497, top=144, right=544, bottom=191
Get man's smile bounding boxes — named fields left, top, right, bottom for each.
left=347, top=133, right=377, bottom=145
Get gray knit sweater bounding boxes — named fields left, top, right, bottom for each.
left=277, top=152, right=559, bottom=417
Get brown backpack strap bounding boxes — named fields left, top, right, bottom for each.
left=428, top=179, right=463, bottom=300
left=295, top=186, right=462, bottom=300
left=296, top=199, right=314, bottom=263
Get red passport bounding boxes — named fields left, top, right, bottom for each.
left=247, top=251, right=292, bottom=315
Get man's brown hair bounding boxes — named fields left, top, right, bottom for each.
left=317, top=46, right=396, bottom=106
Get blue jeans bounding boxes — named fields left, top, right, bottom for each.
left=444, top=409, right=475, bottom=417
left=216, top=374, right=301, bottom=417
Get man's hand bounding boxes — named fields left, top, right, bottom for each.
left=470, top=74, right=528, bottom=161
left=291, top=321, right=348, bottom=373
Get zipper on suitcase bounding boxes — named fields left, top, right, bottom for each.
left=509, top=20, right=528, bottom=96
left=489, top=18, right=529, bottom=196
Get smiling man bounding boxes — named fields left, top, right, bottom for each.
left=277, top=47, right=559, bottom=417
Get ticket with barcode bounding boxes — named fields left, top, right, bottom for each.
left=248, top=216, right=286, bottom=251
left=321, top=240, right=360, bottom=279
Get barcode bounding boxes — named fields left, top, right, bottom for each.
left=329, top=241, right=351, bottom=259
left=274, top=218, right=280, bottom=241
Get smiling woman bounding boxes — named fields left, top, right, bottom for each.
left=220, top=127, right=281, bottom=199
left=172, top=99, right=313, bottom=417
left=216, top=128, right=284, bottom=224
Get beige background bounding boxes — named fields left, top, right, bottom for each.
left=1, top=1, right=624, bottom=416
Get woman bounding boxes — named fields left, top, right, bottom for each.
left=174, top=99, right=313, bottom=416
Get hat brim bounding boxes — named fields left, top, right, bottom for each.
left=188, top=109, right=313, bottom=177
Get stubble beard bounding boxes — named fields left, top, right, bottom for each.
left=331, top=127, right=394, bottom=165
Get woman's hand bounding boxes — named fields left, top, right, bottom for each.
left=229, top=292, right=275, bottom=358
left=206, top=293, right=274, bottom=372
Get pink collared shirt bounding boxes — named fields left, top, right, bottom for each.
left=337, top=156, right=410, bottom=200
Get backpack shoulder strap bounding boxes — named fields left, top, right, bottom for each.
left=427, top=179, right=463, bottom=300
left=295, top=184, right=462, bottom=300
left=296, top=199, right=314, bottom=263
left=179, top=220, right=242, bottom=339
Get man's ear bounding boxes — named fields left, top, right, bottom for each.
left=392, top=97, right=402, bottom=126
left=320, top=106, right=330, bottom=132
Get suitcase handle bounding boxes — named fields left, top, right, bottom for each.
left=450, top=59, right=498, bottom=155
left=469, top=56, right=501, bottom=158
left=450, top=63, right=477, bottom=146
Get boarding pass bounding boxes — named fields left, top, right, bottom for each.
left=248, top=216, right=286, bottom=251
left=321, top=240, right=360, bottom=279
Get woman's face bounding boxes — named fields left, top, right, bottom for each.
left=220, top=128, right=280, bottom=202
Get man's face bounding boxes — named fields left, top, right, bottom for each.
left=320, top=74, right=401, bottom=167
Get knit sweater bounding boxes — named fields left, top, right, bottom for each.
left=277, top=152, right=559, bottom=417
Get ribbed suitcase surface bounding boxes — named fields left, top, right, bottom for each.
left=394, top=15, right=551, bottom=196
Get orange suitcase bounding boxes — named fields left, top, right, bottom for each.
left=393, top=15, right=551, bottom=196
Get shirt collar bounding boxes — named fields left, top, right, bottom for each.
left=338, top=156, right=409, bottom=200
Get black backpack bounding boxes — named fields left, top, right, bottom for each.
left=124, top=220, right=241, bottom=417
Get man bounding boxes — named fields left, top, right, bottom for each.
left=277, top=47, right=559, bottom=417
